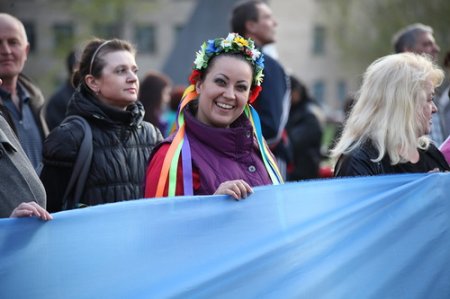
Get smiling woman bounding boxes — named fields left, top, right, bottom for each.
left=195, top=55, right=253, bottom=128
left=40, top=38, right=163, bottom=212
left=144, top=33, right=282, bottom=200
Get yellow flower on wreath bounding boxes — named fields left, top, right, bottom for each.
left=234, top=36, right=249, bottom=47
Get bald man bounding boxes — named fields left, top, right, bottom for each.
left=0, top=13, right=48, bottom=173
left=392, top=23, right=446, bottom=145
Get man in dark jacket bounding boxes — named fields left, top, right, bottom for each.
left=0, top=13, right=48, bottom=173
left=45, top=49, right=79, bottom=131
left=231, top=0, right=291, bottom=179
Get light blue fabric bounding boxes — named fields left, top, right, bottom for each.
left=1, top=173, right=449, bottom=299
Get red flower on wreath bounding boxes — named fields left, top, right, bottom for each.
left=189, top=69, right=202, bottom=85
left=248, top=85, right=262, bottom=104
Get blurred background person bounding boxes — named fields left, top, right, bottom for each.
left=286, top=75, right=323, bottom=181
left=40, top=38, right=163, bottom=212
left=0, top=13, right=48, bottom=172
left=392, top=23, right=440, bottom=61
left=45, top=49, right=79, bottom=131
left=163, top=84, right=186, bottom=136
left=437, top=50, right=450, bottom=137
left=438, top=50, right=450, bottom=165
left=332, top=53, right=449, bottom=177
left=138, top=70, right=172, bottom=137
left=231, top=0, right=291, bottom=179
left=392, top=23, right=446, bottom=146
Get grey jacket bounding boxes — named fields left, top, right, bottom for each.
left=0, top=113, right=46, bottom=218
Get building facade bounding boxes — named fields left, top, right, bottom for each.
left=1, top=0, right=360, bottom=120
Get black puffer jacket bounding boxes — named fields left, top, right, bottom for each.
left=40, top=86, right=163, bottom=212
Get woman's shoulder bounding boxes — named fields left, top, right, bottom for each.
left=334, top=142, right=383, bottom=177
left=43, top=117, right=87, bottom=161
left=424, top=142, right=450, bottom=171
left=137, top=121, right=164, bottom=144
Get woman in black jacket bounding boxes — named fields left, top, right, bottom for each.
left=40, top=38, right=163, bottom=212
left=286, top=75, right=323, bottom=181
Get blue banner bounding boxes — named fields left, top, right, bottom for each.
left=1, top=173, right=449, bottom=299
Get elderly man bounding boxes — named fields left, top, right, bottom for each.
left=392, top=23, right=445, bottom=145
left=0, top=13, right=48, bottom=172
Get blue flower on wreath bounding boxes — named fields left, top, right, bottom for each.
left=205, top=39, right=218, bottom=55
left=255, top=55, right=264, bottom=69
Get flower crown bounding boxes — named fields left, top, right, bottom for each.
left=191, top=33, right=265, bottom=88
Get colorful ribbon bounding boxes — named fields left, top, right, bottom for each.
left=155, top=85, right=283, bottom=197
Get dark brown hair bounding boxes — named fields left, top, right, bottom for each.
left=72, top=38, right=136, bottom=88
left=230, top=0, right=264, bottom=37
left=138, top=71, right=172, bottom=125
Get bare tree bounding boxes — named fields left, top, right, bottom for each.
left=318, top=0, right=450, bottom=68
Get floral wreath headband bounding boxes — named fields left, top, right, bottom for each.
left=189, top=32, right=265, bottom=104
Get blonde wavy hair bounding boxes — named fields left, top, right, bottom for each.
left=331, top=52, right=444, bottom=165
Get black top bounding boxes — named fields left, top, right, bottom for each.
left=45, top=81, right=75, bottom=131
left=253, top=53, right=291, bottom=162
left=334, top=140, right=450, bottom=177
left=286, top=101, right=322, bottom=180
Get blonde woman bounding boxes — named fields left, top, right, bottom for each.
left=331, top=52, right=449, bottom=176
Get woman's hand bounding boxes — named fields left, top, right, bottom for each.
left=10, top=202, right=53, bottom=221
left=214, top=180, right=253, bottom=200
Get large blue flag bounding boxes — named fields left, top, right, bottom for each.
left=1, top=173, right=449, bottom=298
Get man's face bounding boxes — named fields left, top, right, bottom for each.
left=0, top=16, right=29, bottom=80
left=249, top=3, right=278, bottom=46
left=411, top=32, right=440, bottom=61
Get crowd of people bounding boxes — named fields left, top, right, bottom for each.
left=0, top=0, right=449, bottom=220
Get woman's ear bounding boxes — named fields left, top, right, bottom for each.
left=195, top=80, right=202, bottom=95
left=85, top=74, right=99, bottom=93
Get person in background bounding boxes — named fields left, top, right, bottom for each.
left=332, top=53, right=449, bottom=177
left=0, top=78, right=51, bottom=220
left=286, top=75, right=323, bottom=181
left=440, top=135, right=450, bottom=165
left=145, top=33, right=283, bottom=199
left=392, top=23, right=440, bottom=61
left=439, top=51, right=450, bottom=164
left=45, top=49, right=79, bottom=131
left=138, top=70, right=172, bottom=137
left=163, top=85, right=185, bottom=136
left=40, top=38, right=163, bottom=212
left=230, top=0, right=291, bottom=179
left=437, top=50, right=450, bottom=137
left=0, top=13, right=48, bottom=172
left=392, top=23, right=446, bottom=145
